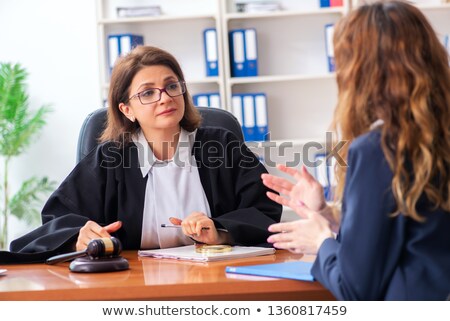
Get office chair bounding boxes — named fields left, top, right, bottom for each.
left=76, top=107, right=244, bottom=163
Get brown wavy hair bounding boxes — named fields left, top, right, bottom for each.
left=100, top=46, right=202, bottom=145
left=331, top=1, right=450, bottom=221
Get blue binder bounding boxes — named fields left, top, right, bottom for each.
left=244, top=28, right=258, bottom=77
left=242, top=94, right=256, bottom=141
left=315, top=153, right=336, bottom=201
left=203, top=28, right=219, bottom=77
left=231, top=94, right=244, bottom=132
left=108, top=34, right=144, bottom=74
left=320, top=0, right=331, bottom=7
left=208, top=93, right=221, bottom=108
left=444, top=34, right=449, bottom=57
left=108, top=35, right=120, bottom=73
left=118, top=34, right=144, bottom=54
left=229, top=29, right=246, bottom=77
left=193, top=93, right=209, bottom=107
left=324, top=24, right=335, bottom=72
left=193, top=93, right=221, bottom=108
left=253, top=93, right=268, bottom=141
left=226, top=261, right=314, bottom=282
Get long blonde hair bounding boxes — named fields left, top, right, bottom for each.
left=332, top=1, right=450, bottom=221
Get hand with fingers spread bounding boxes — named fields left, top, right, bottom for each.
left=261, top=164, right=339, bottom=231
left=169, top=213, right=232, bottom=245
left=261, top=164, right=326, bottom=212
left=76, top=220, right=122, bottom=251
left=267, top=207, right=334, bottom=254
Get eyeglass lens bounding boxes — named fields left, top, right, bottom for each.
left=138, top=81, right=185, bottom=104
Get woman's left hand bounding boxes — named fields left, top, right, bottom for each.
left=267, top=207, right=334, bottom=254
left=170, top=213, right=231, bottom=245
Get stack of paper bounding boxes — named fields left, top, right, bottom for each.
left=138, top=245, right=275, bottom=262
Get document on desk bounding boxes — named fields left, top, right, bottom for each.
left=138, top=245, right=275, bottom=262
left=225, top=261, right=315, bottom=281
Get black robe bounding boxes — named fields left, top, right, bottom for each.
left=1, top=127, right=282, bottom=263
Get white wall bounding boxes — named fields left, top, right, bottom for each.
left=0, top=0, right=101, bottom=245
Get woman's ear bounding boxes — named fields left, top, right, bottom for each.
left=119, top=103, right=135, bottom=122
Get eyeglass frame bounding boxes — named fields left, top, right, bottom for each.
left=125, top=80, right=186, bottom=105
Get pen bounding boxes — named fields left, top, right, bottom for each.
left=160, top=224, right=228, bottom=232
left=161, top=224, right=210, bottom=230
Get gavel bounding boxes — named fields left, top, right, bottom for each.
left=46, top=237, right=122, bottom=265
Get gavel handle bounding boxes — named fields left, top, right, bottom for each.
left=46, top=250, right=87, bottom=265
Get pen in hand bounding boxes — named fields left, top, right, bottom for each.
left=160, top=224, right=228, bottom=232
left=161, top=224, right=210, bottom=230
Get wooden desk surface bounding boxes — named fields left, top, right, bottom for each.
left=0, top=250, right=334, bottom=301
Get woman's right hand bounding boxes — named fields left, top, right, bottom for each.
left=261, top=164, right=327, bottom=215
left=76, top=220, right=122, bottom=251
left=262, top=164, right=339, bottom=231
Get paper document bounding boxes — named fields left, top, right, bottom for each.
left=225, top=261, right=314, bottom=281
left=138, top=245, right=275, bottom=262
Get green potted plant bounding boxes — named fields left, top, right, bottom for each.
left=0, top=62, right=55, bottom=250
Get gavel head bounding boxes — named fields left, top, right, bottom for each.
left=86, top=237, right=122, bottom=259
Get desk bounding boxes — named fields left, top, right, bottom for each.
left=0, top=250, right=334, bottom=300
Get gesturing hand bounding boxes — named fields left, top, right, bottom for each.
left=267, top=208, right=334, bottom=254
left=261, top=164, right=326, bottom=217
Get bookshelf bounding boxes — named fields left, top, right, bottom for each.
left=95, top=0, right=226, bottom=108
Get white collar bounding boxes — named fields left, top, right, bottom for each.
left=132, top=128, right=197, bottom=177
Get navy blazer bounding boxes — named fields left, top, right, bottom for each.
left=311, top=130, right=450, bottom=300
left=2, top=127, right=281, bottom=263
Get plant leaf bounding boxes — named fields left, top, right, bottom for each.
left=0, top=62, right=52, bottom=157
left=9, top=177, right=56, bottom=226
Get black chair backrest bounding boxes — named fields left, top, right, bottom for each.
left=76, top=107, right=244, bottom=163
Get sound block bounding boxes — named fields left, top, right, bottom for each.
left=69, top=256, right=129, bottom=273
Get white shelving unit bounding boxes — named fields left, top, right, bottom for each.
left=96, top=0, right=226, bottom=107
left=221, top=0, right=349, bottom=145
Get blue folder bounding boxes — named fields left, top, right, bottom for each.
left=225, top=261, right=314, bottom=282
left=203, top=28, right=219, bottom=77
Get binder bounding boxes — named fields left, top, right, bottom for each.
left=209, top=93, right=221, bottom=108
left=328, top=154, right=337, bottom=201
left=242, top=94, right=256, bottom=141
left=108, top=34, right=144, bottom=74
left=108, top=35, right=120, bottom=73
left=253, top=93, right=268, bottom=141
left=229, top=30, right=246, bottom=77
left=324, top=24, right=335, bottom=72
left=315, top=153, right=337, bottom=201
left=244, top=28, right=258, bottom=77
left=192, top=94, right=209, bottom=107
left=444, top=34, right=449, bottom=58
left=203, top=28, right=219, bottom=77
left=118, top=34, right=144, bottom=55
left=231, top=94, right=244, bottom=130
left=315, top=153, right=331, bottom=200
left=193, top=93, right=221, bottom=108
left=226, top=261, right=314, bottom=282
left=320, top=0, right=330, bottom=7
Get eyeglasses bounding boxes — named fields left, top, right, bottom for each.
left=127, top=81, right=186, bottom=105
